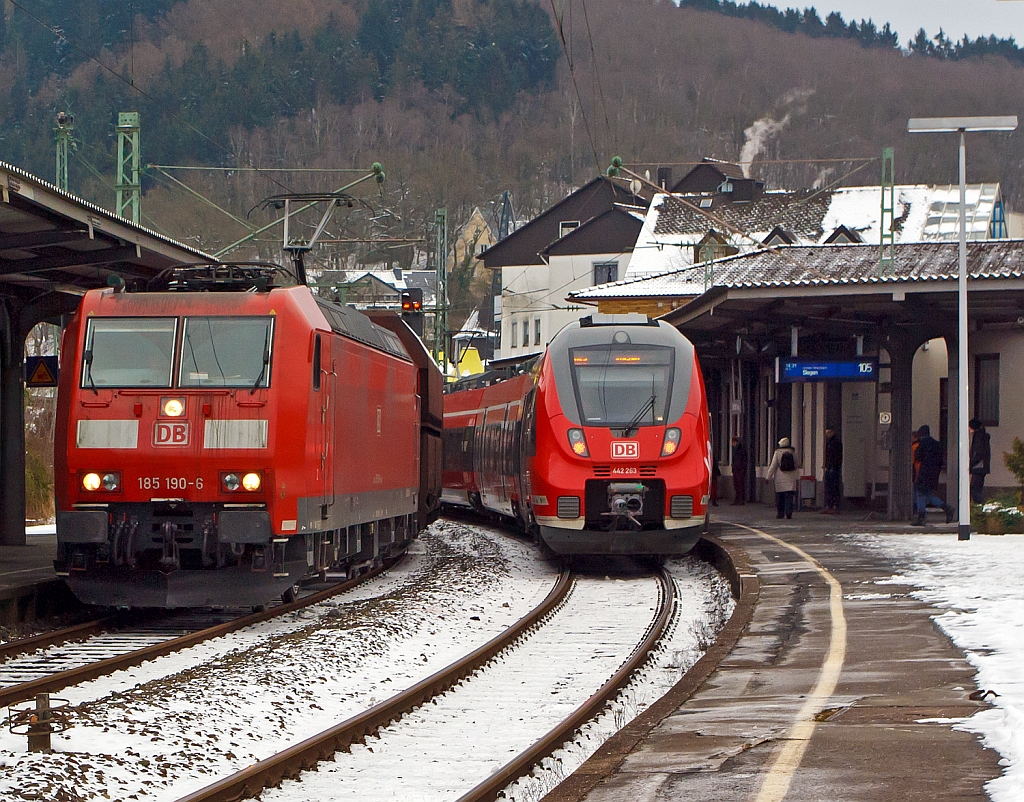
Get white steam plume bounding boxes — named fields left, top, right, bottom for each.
left=739, top=88, right=815, bottom=178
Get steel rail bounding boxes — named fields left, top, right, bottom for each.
left=0, top=560, right=396, bottom=709
left=0, top=615, right=121, bottom=663
left=174, top=568, right=574, bottom=802
left=454, top=567, right=677, bottom=802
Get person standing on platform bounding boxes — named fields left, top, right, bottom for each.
left=912, top=425, right=954, bottom=526
left=730, top=436, right=746, bottom=505
left=969, top=418, right=991, bottom=505
left=766, top=437, right=799, bottom=519
left=822, top=426, right=843, bottom=514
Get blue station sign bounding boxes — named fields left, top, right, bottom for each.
left=776, top=358, right=877, bottom=383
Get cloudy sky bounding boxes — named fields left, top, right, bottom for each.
left=814, top=1, right=1024, bottom=43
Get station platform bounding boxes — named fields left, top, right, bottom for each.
left=0, top=525, right=76, bottom=628
left=551, top=503, right=1002, bottom=802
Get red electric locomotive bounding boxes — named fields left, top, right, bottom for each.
left=442, top=314, right=710, bottom=556
left=55, top=264, right=441, bottom=608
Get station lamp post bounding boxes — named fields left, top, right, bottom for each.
left=907, top=115, right=1018, bottom=540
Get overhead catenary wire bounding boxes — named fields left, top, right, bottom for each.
left=548, top=0, right=602, bottom=173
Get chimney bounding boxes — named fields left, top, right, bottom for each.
left=657, top=167, right=673, bottom=190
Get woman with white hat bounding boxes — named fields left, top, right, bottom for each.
left=765, top=436, right=799, bottom=519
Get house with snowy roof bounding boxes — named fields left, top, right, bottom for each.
left=481, top=175, right=653, bottom=359
left=624, top=183, right=1010, bottom=280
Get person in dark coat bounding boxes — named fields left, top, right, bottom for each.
left=969, top=418, right=991, bottom=505
left=730, top=436, right=746, bottom=505
left=822, top=426, right=842, bottom=514
left=912, top=424, right=954, bottom=526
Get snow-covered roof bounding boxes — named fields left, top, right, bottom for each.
left=571, top=240, right=1024, bottom=303
left=626, top=183, right=1007, bottom=278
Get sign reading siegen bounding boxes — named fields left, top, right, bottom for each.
left=611, top=441, right=639, bottom=459
left=777, top=358, right=878, bottom=383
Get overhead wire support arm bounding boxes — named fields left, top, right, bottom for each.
left=213, top=163, right=385, bottom=259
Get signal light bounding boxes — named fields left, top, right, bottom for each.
left=401, top=288, right=423, bottom=313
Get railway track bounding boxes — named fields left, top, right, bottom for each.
left=174, top=567, right=676, bottom=802
left=0, top=562, right=394, bottom=710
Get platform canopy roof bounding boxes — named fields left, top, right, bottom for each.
left=0, top=159, right=211, bottom=308
left=651, top=241, right=1024, bottom=355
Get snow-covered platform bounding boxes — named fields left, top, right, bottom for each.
left=553, top=504, right=1014, bottom=802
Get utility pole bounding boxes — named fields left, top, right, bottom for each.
left=434, top=209, right=448, bottom=367
left=879, top=147, right=896, bottom=275
left=54, top=112, right=74, bottom=191
left=115, top=112, right=141, bottom=224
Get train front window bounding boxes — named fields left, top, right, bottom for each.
left=82, top=318, right=176, bottom=388
left=568, top=345, right=674, bottom=427
left=180, top=317, right=274, bottom=388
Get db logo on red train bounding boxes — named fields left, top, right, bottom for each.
left=611, top=441, right=638, bottom=459
left=154, top=422, right=190, bottom=446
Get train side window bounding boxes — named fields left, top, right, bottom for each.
left=313, top=334, right=322, bottom=390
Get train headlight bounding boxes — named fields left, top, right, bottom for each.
left=81, top=472, right=120, bottom=492
left=222, top=473, right=241, bottom=491
left=567, top=428, right=590, bottom=457
left=241, top=472, right=262, bottom=491
left=661, top=428, right=681, bottom=457
left=161, top=397, right=186, bottom=417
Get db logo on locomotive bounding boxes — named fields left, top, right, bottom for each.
left=611, top=441, right=638, bottom=459
left=154, top=422, right=190, bottom=446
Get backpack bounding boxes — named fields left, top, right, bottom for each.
left=780, top=450, right=796, bottom=472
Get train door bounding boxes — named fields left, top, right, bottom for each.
left=517, top=388, right=538, bottom=528
left=480, top=405, right=512, bottom=515
left=504, top=400, right=523, bottom=517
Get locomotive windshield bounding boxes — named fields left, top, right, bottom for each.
left=568, top=345, right=674, bottom=428
left=180, top=316, right=274, bottom=388
left=82, top=317, right=176, bottom=388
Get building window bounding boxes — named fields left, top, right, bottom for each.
left=477, top=243, right=487, bottom=255
left=534, top=318, right=541, bottom=346
left=511, top=321, right=518, bottom=348
left=522, top=319, right=530, bottom=347
left=975, top=354, right=1000, bottom=426
left=593, top=261, right=618, bottom=285
left=559, top=221, right=580, bottom=238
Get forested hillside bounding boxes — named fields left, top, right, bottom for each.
left=1, top=0, right=1022, bottom=274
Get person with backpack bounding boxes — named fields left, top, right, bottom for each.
left=766, top=436, right=799, bottom=519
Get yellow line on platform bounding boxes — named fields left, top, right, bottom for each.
left=727, top=522, right=848, bottom=802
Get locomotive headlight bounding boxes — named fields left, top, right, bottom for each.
left=102, top=472, right=121, bottom=491
left=661, top=428, right=681, bottom=457
left=567, top=428, right=590, bottom=457
left=82, top=472, right=102, bottom=491
left=241, top=472, right=262, bottom=491
left=161, top=397, right=186, bottom=417
left=222, top=473, right=241, bottom=492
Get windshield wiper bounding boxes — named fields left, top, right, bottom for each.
left=250, top=327, right=271, bottom=394
left=622, top=394, right=655, bottom=437
left=83, top=348, right=98, bottom=395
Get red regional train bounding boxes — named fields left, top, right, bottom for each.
left=54, top=263, right=441, bottom=608
left=442, top=315, right=710, bottom=556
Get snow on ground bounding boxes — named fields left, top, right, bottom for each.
left=0, top=521, right=556, bottom=802
left=504, top=558, right=734, bottom=801
left=848, top=533, right=1024, bottom=802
